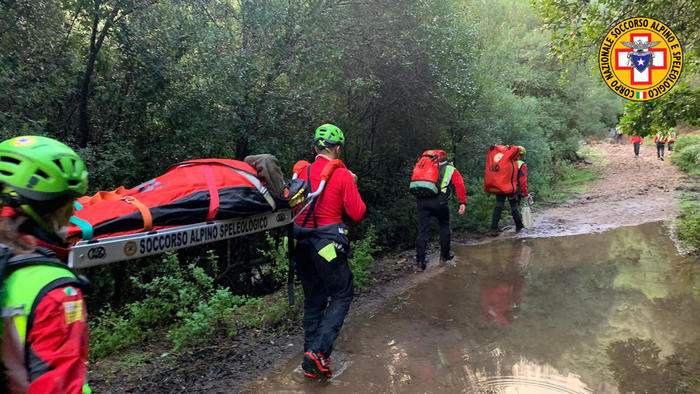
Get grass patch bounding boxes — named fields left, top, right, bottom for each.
left=577, top=145, right=609, bottom=166
left=547, top=161, right=601, bottom=203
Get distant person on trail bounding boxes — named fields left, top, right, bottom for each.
left=0, top=136, right=91, bottom=394
left=654, top=132, right=668, bottom=160
left=667, top=131, right=676, bottom=154
left=489, top=146, right=530, bottom=236
left=412, top=151, right=467, bottom=271
left=630, top=135, right=643, bottom=158
left=293, top=124, right=366, bottom=379
left=612, top=127, right=622, bottom=144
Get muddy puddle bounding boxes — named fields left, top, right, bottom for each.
left=241, top=222, right=700, bottom=393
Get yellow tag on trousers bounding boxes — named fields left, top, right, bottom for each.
left=318, top=243, right=337, bottom=262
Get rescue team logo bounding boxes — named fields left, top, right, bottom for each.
left=10, top=136, right=36, bottom=147
left=64, top=300, right=84, bottom=324
left=599, top=17, right=683, bottom=101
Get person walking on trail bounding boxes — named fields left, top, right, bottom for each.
left=667, top=130, right=676, bottom=154
left=654, top=132, right=668, bottom=160
left=293, top=124, right=366, bottom=379
left=630, top=135, right=643, bottom=157
left=0, top=136, right=91, bottom=394
left=489, top=146, right=529, bottom=236
left=414, top=151, right=467, bottom=271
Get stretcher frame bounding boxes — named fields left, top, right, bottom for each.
left=68, top=208, right=294, bottom=269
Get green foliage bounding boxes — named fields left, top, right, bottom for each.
left=90, top=252, right=254, bottom=357
left=670, top=135, right=700, bottom=255
left=670, top=135, right=700, bottom=176
left=676, top=197, right=700, bottom=255
left=349, top=226, right=380, bottom=291
left=258, top=233, right=289, bottom=286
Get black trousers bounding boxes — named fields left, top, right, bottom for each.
left=657, top=143, right=665, bottom=158
left=295, top=240, right=354, bottom=357
left=416, top=197, right=451, bottom=263
left=491, top=194, right=523, bottom=230
left=633, top=142, right=641, bottom=156
left=668, top=142, right=674, bottom=151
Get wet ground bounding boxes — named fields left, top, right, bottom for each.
left=242, top=222, right=700, bottom=393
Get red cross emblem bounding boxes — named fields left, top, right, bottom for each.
left=615, top=33, right=667, bottom=85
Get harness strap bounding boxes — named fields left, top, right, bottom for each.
left=122, top=196, right=153, bottom=231
left=203, top=166, right=220, bottom=221
left=301, top=166, right=319, bottom=228
left=69, top=216, right=94, bottom=241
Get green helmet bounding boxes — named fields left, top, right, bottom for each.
left=0, top=136, right=88, bottom=203
left=518, top=146, right=526, bottom=156
left=314, top=124, right=345, bottom=148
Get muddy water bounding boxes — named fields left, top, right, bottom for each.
left=242, top=222, right=700, bottom=393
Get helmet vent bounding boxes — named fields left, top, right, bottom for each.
left=1, top=156, right=21, bottom=165
left=0, top=170, right=12, bottom=176
left=68, top=180, right=80, bottom=186
left=35, top=169, right=50, bottom=179
left=53, top=159, right=64, bottom=172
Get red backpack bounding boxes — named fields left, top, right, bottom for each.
left=409, top=150, right=447, bottom=197
left=484, top=145, right=519, bottom=194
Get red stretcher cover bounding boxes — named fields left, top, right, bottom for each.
left=484, top=145, right=519, bottom=195
left=67, top=159, right=275, bottom=241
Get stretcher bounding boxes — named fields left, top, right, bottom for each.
left=65, top=157, right=345, bottom=304
left=67, top=208, right=294, bottom=268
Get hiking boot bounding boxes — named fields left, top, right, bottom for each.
left=303, top=351, right=332, bottom=378
left=439, top=254, right=454, bottom=264
left=487, top=229, right=500, bottom=237
left=515, top=226, right=523, bottom=233
left=416, top=260, right=427, bottom=271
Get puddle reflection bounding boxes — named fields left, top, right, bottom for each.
left=242, top=222, right=700, bottom=393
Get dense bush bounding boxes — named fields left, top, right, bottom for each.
left=90, top=252, right=255, bottom=357
left=670, top=136, right=700, bottom=177
left=670, top=135, right=700, bottom=254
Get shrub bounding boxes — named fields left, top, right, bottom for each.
left=258, top=233, right=289, bottom=286
left=670, top=136, right=700, bottom=176
left=90, top=251, right=254, bottom=357
left=676, top=198, right=700, bottom=255
left=349, top=226, right=380, bottom=291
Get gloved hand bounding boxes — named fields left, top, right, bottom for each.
left=527, top=195, right=534, bottom=205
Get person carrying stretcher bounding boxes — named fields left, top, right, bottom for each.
left=293, top=124, right=366, bottom=379
left=0, top=136, right=91, bottom=393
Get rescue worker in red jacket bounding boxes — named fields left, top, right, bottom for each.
left=415, top=152, right=466, bottom=271
left=0, top=136, right=91, bottom=393
left=630, top=135, right=643, bottom=157
left=294, top=124, right=366, bottom=379
left=490, top=146, right=529, bottom=235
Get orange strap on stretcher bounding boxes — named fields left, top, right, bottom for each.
left=121, top=196, right=153, bottom=231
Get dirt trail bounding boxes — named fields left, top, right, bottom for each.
left=89, top=140, right=685, bottom=393
left=523, top=140, right=682, bottom=238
